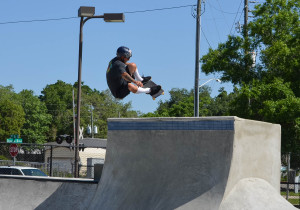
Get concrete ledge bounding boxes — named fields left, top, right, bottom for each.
left=0, top=175, right=98, bottom=184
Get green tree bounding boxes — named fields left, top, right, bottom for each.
left=0, top=99, right=25, bottom=141
left=200, top=0, right=300, bottom=156
left=79, top=85, right=138, bottom=138
left=201, top=36, right=256, bottom=85
left=0, top=85, right=17, bottom=101
left=249, top=0, right=300, bottom=96
left=40, top=81, right=139, bottom=140
left=0, top=85, right=25, bottom=141
left=209, top=88, right=236, bottom=116
left=143, top=87, right=213, bottom=117
left=229, top=79, right=300, bottom=153
left=39, top=80, right=73, bottom=140
left=18, top=90, right=52, bottom=144
left=201, top=0, right=300, bottom=95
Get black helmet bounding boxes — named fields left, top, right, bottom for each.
left=117, top=46, right=132, bottom=58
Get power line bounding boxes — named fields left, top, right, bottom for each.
left=229, top=0, right=244, bottom=35
left=201, top=27, right=213, bottom=49
left=0, top=17, right=77, bottom=25
left=207, top=0, right=242, bottom=15
left=0, top=4, right=196, bottom=25
left=124, top=4, right=196, bottom=14
left=215, top=0, right=231, bottom=33
left=207, top=1, right=222, bottom=42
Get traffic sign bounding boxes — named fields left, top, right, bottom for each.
left=10, top=134, right=19, bottom=139
left=9, top=144, right=18, bottom=157
left=6, top=138, right=22, bottom=143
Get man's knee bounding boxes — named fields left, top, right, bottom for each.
left=127, top=63, right=137, bottom=75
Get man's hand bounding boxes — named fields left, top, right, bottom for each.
left=122, top=72, right=143, bottom=87
left=135, top=81, right=143, bottom=87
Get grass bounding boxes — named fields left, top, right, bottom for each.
left=281, top=191, right=300, bottom=205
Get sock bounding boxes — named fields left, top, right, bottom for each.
left=136, top=87, right=150, bottom=94
left=134, top=68, right=143, bottom=82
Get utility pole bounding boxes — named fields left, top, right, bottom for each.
left=72, top=89, right=77, bottom=172
left=194, top=0, right=202, bottom=117
left=244, top=0, right=249, bottom=37
left=90, top=105, right=94, bottom=138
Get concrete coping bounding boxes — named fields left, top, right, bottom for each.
left=108, top=116, right=240, bottom=122
left=108, top=117, right=280, bottom=126
left=0, top=175, right=98, bottom=184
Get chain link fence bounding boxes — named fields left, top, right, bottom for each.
left=0, top=140, right=106, bottom=178
left=281, top=153, right=300, bottom=208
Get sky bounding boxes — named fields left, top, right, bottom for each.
left=0, top=0, right=259, bottom=114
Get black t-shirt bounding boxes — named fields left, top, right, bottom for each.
left=106, top=57, right=128, bottom=97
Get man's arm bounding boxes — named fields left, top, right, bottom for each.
left=121, top=72, right=143, bottom=87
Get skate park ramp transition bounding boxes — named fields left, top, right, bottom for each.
left=0, top=117, right=296, bottom=210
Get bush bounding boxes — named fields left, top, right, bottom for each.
left=0, top=155, right=9, bottom=160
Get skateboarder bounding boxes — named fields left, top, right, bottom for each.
left=106, top=46, right=161, bottom=99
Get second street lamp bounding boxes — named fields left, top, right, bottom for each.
left=75, top=6, right=124, bottom=177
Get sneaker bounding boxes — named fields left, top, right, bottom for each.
left=142, top=76, right=152, bottom=85
left=148, top=85, right=161, bottom=96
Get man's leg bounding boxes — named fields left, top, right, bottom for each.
left=128, top=83, right=161, bottom=95
left=127, top=63, right=151, bottom=83
left=128, top=83, right=150, bottom=94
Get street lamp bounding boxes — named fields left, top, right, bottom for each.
left=199, top=78, right=221, bottom=89
left=75, top=6, right=124, bottom=177
left=196, top=78, right=221, bottom=117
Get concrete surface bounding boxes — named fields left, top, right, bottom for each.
left=87, top=117, right=289, bottom=210
left=0, top=176, right=97, bottom=210
left=0, top=117, right=294, bottom=210
left=219, top=178, right=296, bottom=210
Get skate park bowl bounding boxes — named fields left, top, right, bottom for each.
left=0, top=117, right=296, bottom=209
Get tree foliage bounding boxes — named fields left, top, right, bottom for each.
left=39, top=80, right=73, bottom=140
left=0, top=85, right=25, bottom=141
left=143, top=87, right=214, bottom=117
left=0, top=81, right=138, bottom=143
left=199, top=0, right=300, bottom=157
left=0, top=99, right=25, bottom=141
left=18, top=90, right=52, bottom=144
left=229, top=79, right=300, bottom=153
left=249, top=0, right=300, bottom=96
left=201, top=0, right=300, bottom=96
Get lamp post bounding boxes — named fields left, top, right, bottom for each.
left=75, top=6, right=124, bottom=177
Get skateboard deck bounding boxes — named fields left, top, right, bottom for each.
left=143, top=80, right=164, bottom=100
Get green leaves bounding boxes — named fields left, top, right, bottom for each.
left=202, top=0, right=300, bottom=96
left=199, top=0, right=300, bottom=156
left=19, top=90, right=52, bottom=144
left=201, top=36, right=257, bottom=85
left=0, top=98, right=25, bottom=141
left=0, top=81, right=139, bottom=143
left=229, top=79, right=300, bottom=152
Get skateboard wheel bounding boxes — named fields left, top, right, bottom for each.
left=152, top=97, right=155, bottom=100
left=162, top=92, right=164, bottom=95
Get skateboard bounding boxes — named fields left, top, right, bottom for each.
left=143, top=80, right=164, bottom=100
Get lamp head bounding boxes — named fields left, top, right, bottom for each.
left=104, top=13, right=125, bottom=22
left=78, top=6, right=95, bottom=17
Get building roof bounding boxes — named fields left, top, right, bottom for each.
left=45, top=138, right=107, bottom=148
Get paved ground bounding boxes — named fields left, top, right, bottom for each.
left=0, top=176, right=97, bottom=210
left=0, top=117, right=296, bottom=209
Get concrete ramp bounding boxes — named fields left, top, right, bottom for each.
left=219, top=178, right=295, bottom=210
left=88, top=117, right=289, bottom=210
left=0, top=117, right=294, bottom=209
left=0, top=176, right=97, bottom=210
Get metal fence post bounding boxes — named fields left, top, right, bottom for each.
left=50, top=146, right=53, bottom=177
left=287, top=152, right=291, bottom=200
